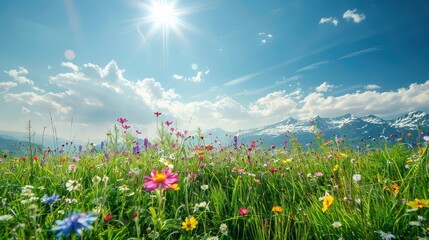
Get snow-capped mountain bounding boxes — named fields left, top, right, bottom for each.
left=205, top=111, right=429, bottom=147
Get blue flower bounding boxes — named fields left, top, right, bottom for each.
left=51, top=211, right=97, bottom=238
left=41, top=194, right=60, bottom=205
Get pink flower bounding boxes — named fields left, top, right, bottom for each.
left=117, top=117, right=128, bottom=124
left=143, top=168, right=178, bottom=191
left=154, top=112, right=162, bottom=117
left=165, top=121, right=173, bottom=126
left=239, top=208, right=249, bottom=216
left=314, top=172, right=324, bottom=177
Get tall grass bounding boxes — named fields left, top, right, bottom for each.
left=0, top=118, right=428, bottom=239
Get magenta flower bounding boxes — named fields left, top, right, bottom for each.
left=239, top=208, right=249, bottom=216
left=154, top=112, right=162, bottom=117
left=143, top=168, right=178, bottom=191
left=117, top=118, right=128, bottom=124
left=165, top=121, right=173, bottom=126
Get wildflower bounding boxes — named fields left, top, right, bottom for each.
left=314, top=172, right=323, bottom=177
left=104, top=214, right=113, bottom=222
left=21, top=185, right=35, bottom=197
left=352, top=174, right=362, bottom=182
left=201, top=184, right=209, bottom=191
left=66, top=180, right=81, bottom=192
left=406, top=198, right=429, bottom=209
left=417, top=215, right=426, bottom=222
left=332, top=221, right=342, bottom=228
left=92, top=176, right=101, bottom=185
left=377, top=230, right=396, bottom=240
left=219, top=223, right=228, bottom=235
left=41, top=194, right=60, bottom=205
left=0, top=214, right=13, bottom=221
left=239, top=208, right=249, bottom=216
left=169, top=183, right=180, bottom=190
left=253, top=178, right=261, bottom=184
left=117, top=118, right=128, bottom=124
left=118, top=185, right=129, bottom=191
left=322, top=195, right=334, bottom=213
left=154, top=112, right=161, bottom=117
left=33, top=156, right=39, bottom=161
left=51, top=211, right=97, bottom=238
left=272, top=206, right=283, bottom=213
left=193, top=203, right=200, bottom=213
left=102, top=175, right=109, bottom=184
left=181, top=216, right=198, bottom=231
left=65, top=198, right=77, bottom=204
left=143, top=168, right=179, bottom=191
left=409, top=221, right=420, bottom=226
left=206, top=237, right=219, bottom=240
left=199, top=201, right=210, bottom=211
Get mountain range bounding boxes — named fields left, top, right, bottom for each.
left=205, top=111, right=429, bottom=147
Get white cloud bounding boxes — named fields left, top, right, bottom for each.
left=0, top=81, right=17, bottom=93
left=173, top=74, right=184, bottom=80
left=316, top=82, right=334, bottom=92
left=319, top=17, right=339, bottom=26
left=2, top=59, right=429, bottom=142
left=343, top=9, right=366, bottom=23
left=267, top=34, right=273, bottom=38
left=365, top=84, right=381, bottom=90
left=4, top=67, right=34, bottom=85
left=61, top=62, right=79, bottom=72
left=339, top=48, right=381, bottom=60
left=295, top=61, right=329, bottom=73
left=249, top=91, right=298, bottom=117
left=189, top=71, right=203, bottom=82
left=261, top=39, right=266, bottom=44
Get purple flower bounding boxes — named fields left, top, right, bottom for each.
left=51, top=211, right=97, bottom=238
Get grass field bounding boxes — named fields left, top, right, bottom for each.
left=0, top=117, right=428, bottom=240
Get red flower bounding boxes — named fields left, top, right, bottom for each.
left=269, top=168, right=276, bottom=173
left=21, top=157, right=26, bottom=161
left=33, top=156, right=39, bottom=161
left=239, top=208, right=249, bottom=216
left=154, top=112, right=162, bottom=117
left=104, top=214, right=113, bottom=222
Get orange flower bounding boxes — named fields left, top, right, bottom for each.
left=391, top=183, right=400, bottom=195
left=33, top=156, right=39, bottom=161
left=272, top=206, right=283, bottom=213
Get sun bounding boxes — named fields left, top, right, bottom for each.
left=132, top=0, right=195, bottom=64
left=149, top=1, right=177, bottom=27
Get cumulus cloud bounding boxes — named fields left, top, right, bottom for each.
left=4, top=67, right=34, bottom=85
left=365, top=84, right=381, bottom=90
left=319, top=17, right=339, bottom=26
left=343, top=9, right=366, bottom=23
left=0, top=81, right=17, bottom=93
left=3, top=59, right=429, bottom=141
left=316, top=82, right=334, bottom=92
left=173, top=74, right=184, bottom=80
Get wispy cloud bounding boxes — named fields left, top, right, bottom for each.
left=343, top=9, right=366, bottom=23
left=319, top=17, right=339, bottom=26
left=295, top=61, right=329, bottom=73
left=4, top=67, right=33, bottom=85
left=339, top=47, right=381, bottom=60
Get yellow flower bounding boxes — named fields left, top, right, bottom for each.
left=169, top=183, right=180, bottom=191
left=332, top=164, right=339, bottom=172
left=272, top=206, right=283, bottom=213
left=284, top=158, right=292, bottom=163
left=181, top=216, right=198, bottom=231
left=322, top=195, right=334, bottom=213
left=406, top=198, right=429, bottom=209
left=391, top=183, right=400, bottom=195
left=340, top=153, right=347, bottom=158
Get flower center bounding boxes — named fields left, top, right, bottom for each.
left=153, top=172, right=167, bottom=183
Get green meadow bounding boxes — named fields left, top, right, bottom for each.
left=0, top=118, right=428, bottom=240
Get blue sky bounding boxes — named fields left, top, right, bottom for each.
left=1, top=0, right=429, bottom=141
